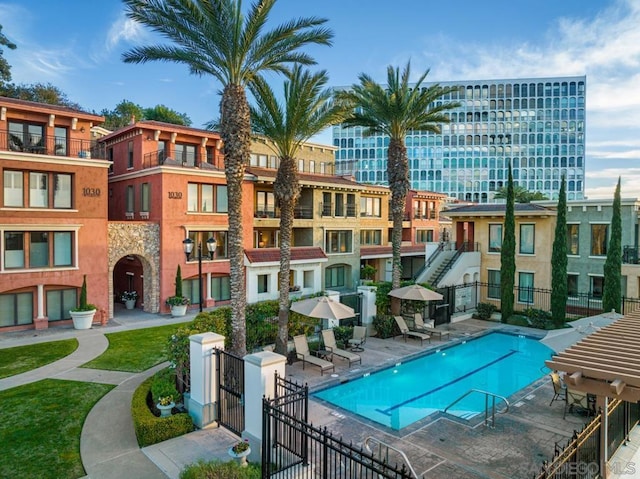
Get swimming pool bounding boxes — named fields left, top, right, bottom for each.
left=313, top=332, right=553, bottom=430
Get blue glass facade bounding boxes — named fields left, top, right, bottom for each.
left=333, top=76, right=586, bottom=202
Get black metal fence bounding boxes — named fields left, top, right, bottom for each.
left=216, top=348, right=245, bottom=436
left=1, top=130, right=106, bottom=159
left=262, top=373, right=414, bottom=479
left=533, top=399, right=640, bottom=478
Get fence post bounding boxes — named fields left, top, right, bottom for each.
left=358, top=285, right=377, bottom=336
left=244, top=351, right=286, bottom=464
left=188, top=332, right=224, bottom=428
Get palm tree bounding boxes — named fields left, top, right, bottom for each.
left=122, top=0, right=332, bottom=356
left=249, top=67, right=350, bottom=355
left=494, top=185, right=548, bottom=203
left=339, top=62, right=459, bottom=289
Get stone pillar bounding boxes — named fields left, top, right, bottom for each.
left=243, top=351, right=286, bottom=463
left=188, top=332, right=224, bottom=429
left=357, top=285, right=377, bottom=335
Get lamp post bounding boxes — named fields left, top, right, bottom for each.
left=183, top=236, right=217, bottom=312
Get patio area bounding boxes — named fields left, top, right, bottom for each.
left=284, top=318, right=596, bottom=478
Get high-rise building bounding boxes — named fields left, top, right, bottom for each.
left=333, top=76, right=586, bottom=202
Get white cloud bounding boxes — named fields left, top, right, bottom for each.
left=105, top=15, right=147, bottom=52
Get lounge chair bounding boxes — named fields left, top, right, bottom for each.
left=394, top=316, right=430, bottom=345
left=321, top=329, right=362, bottom=367
left=413, top=313, right=450, bottom=340
left=549, top=371, right=566, bottom=406
left=293, top=335, right=335, bottom=376
left=348, top=326, right=367, bottom=352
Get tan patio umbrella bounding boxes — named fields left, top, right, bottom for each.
left=388, top=284, right=443, bottom=301
left=290, top=296, right=355, bottom=320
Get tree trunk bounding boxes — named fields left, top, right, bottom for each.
left=387, top=138, right=410, bottom=290
left=220, top=84, right=250, bottom=357
left=274, top=156, right=301, bottom=355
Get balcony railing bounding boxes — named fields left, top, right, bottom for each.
left=1, top=131, right=106, bottom=159
left=142, top=149, right=221, bottom=170
left=623, top=246, right=640, bottom=264
left=255, top=206, right=277, bottom=218
left=321, top=202, right=357, bottom=218
left=294, top=205, right=313, bottom=219
left=388, top=212, right=411, bottom=221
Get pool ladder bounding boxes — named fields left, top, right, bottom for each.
left=443, top=388, right=510, bottom=428
left=364, top=436, right=420, bottom=478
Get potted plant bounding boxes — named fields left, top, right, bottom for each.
left=69, top=275, right=97, bottom=329
left=156, top=395, right=175, bottom=418
left=228, top=438, right=251, bottom=467
left=166, top=265, right=189, bottom=317
left=360, top=264, right=377, bottom=284
left=121, top=291, right=138, bottom=310
left=289, top=284, right=302, bottom=299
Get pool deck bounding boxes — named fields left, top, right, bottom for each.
left=286, top=318, right=595, bottom=479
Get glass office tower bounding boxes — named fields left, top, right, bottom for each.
left=333, top=76, right=586, bottom=202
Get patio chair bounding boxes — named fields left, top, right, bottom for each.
left=564, top=388, right=595, bottom=419
left=394, top=316, right=430, bottom=345
left=293, top=335, right=335, bottom=376
left=348, top=326, right=367, bottom=352
left=549, top=371, right=566, bottom=406
left=321, top=329, right=362, bottom=367
left=413, top=313, right=450, bottom=340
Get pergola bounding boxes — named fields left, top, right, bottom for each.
left=546, top=309, right=640, bottom=403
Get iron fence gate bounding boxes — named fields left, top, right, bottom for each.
left=216, top=348, right=244, bottom=436
left=339, top=292, right=362, bottom=326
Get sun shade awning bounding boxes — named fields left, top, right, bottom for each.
left=545, top=309, right=640, bottom=402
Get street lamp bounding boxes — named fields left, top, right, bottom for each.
left=183, top=236, right=217, bottom=312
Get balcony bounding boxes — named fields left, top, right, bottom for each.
left=321, top=202, right=357, bottom=218
left=1, top=131, right=106, bottom=159
left=294, top=205, right=313, bottom=219
left=623, top=246, right=640, bottom=264
left=143, top=149, right=221, bottom=170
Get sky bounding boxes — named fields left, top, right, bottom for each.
left=1, top=0, right=639, bottom=199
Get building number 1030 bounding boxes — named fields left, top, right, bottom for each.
left=82, top=187, right=101, bottom=197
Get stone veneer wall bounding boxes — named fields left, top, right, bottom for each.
left=108, top=222, right=161, bottom=318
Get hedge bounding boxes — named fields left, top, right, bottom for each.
left=132, top=375, right=195, bottom=447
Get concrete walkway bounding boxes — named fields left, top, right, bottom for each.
left=1, top=307, right=236, bottom=479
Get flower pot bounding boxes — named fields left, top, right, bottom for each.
left=69, top=309, right=96, bottom=330
left=124, top=299, right=136, bottom=310
left=171, top=304, right=188, bottom=317
left=228, top=446, right=251, bottom=467
left=157, top=402, right=175, bottom=418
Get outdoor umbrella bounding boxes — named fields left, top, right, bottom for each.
left=388, top=284, right=443, bottom=301
left=290, top=296, right=355, bottom=320
left=541, top=310, right=624, bottom=353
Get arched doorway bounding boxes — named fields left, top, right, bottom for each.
left=113, top=255, right=144, bottom=309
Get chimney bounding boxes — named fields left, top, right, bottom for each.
left=129, top=115, right=136, bottom=125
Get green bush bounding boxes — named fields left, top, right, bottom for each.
left=372, top=314, right=396, bottom=339
left=523, top=308, right=553, bottom=329
left=506, top=315, right=530, bottom=327
left=151, top=369, right=180, bottom=404
left=132, top=376, right=195, bottom=447
left=475, top=302, right=497, bottom=320
left=180, top=460, right=260, bottom=479
left=332, top=326, right=353, bottom=348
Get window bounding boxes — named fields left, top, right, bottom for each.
left=128, top=141, right=134, bottom=168
left=3, top=230, right=73, bottom=269
left=567, top=274, right=579, bottom=296
left=590, top=224, right=608, bottom=256
left=4, top=171, right=72, bottom=209
left=360, top=197, right=381, bottom=217
left=183, top=278, right=202, bottom=304
left=187, top=183, right=227, bottom=213
left=416, top=230, right=434, bottom=243
left=141, top=183, right=150, bottom=212
left=0, top=292, right=33, bottom=326
left=54, top=127, right=67, bottom=156
left=175, top=143, right=197, bottom=166
left=488, top=224, right=503, bottom=252
left=361, top=229, right=382, bottom=245
left=590, top=276, right=604, bottom=298
left=519, top=224, right=535, bottom=254
left=8, top=121, right=44, bottom=153
left=211, top=275, right=230, bottom=301
left=4, top=170, right=23, bottom=207
left=256, top=191, right=276, bottom=217
left=257, top=274, right=269, bottom=294
left=326, top=230, right=352, bottom=253
left=126, top=185, right=135, bottom=212
left=567, top=224, right=579, bottom=255
left=346, top=194, right=356, bottom=217
left=335, top=193, right=344, bottom=216
left=518, top=272, right=534, bottom=303
left=187, top=230, right=228, bottom=259
left=487, top=270, right=501, bottom=299
left=325, top=265, right=346, bottom=288
left=46, top=288, right=77, bottom=321
left=303, top=270, right=314, bottom=289
left=322, top=193, right=332, bottom=216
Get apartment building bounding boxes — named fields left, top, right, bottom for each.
left=333, top=76, right=586, bottom=202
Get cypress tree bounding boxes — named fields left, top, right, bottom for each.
left=500, top=161, right=515, bottom=322
left=603, top=177, right=622, bottom=313
left=175, top=265, right=183, bottom=298
left=551, top=176, right=568, bottom=327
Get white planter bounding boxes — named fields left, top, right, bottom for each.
left=171, top=304, right=188, bottom=317
left=69, top=309, right=96, bottom=330
left=124, top=299, right=136, bottom=310
left=157, top=402, right=175, bottom=418
left=228, top=446, right=251, bottom=467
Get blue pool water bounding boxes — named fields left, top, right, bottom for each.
left=313, top=332, right=553, bottom=430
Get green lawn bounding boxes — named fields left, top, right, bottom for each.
left=0, top=339, right=78, bottom=379
left=82, top=324, right=182, bottom=372
left=0, top=379, right=113, bottom=479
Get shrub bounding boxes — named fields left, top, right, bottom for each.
left=180, top=460, right=261, bottom=479
left=151, top=368, right=180, bottom=405
left=332, top=326, right=353, bottom=348
left=372, top=314, right=396, bottom=339
left=523, top=308, right=553, bottom=329
left=132, top=376, right=194, bottom=447
left=506, top=315, right=530, bottom=327
left=475, top=302, right=497, bottom=320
